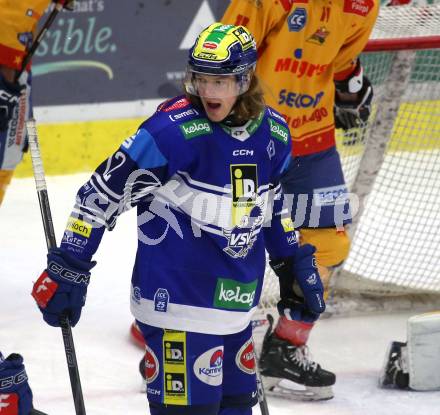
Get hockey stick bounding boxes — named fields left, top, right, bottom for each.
left=27, top=118, right=87, bottom=415
left=14, top=0, right=68, bottom=83
left=256, top=363, right=270, bottom=415
left=252, top=335, right=270, bottom=415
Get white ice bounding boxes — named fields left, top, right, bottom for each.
left=1, top=174, right=439, bottom=415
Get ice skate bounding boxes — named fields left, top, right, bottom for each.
left=259, top=315, right=335, bottom=401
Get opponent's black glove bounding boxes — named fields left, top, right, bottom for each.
left=0, top=74, right=23, bottom=132
left=334, top=60, right=373, bottom=131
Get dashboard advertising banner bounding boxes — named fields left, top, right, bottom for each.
left=32, top=0, right=230, bottom=106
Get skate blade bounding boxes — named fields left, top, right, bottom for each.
left=263, top=376, right=334, bottom=401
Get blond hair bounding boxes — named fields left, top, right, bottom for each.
left=185, top=74, right=266, bottom=124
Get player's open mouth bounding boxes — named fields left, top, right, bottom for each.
left=207, top=102, right=221, bottom=110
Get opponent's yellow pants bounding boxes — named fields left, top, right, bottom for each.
left=299, top=227, right=351, bottom=298
left=0, top=170, right=14, bottom=205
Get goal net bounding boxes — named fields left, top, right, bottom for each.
left=259, top=3, right=440, bottom=317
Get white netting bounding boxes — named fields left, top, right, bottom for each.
left=371, top=3, right=440, bottom=41
left=260, top=3, right=440, bottom=314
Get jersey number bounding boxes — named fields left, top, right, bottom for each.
left=103, top=151, right=126, bottom=181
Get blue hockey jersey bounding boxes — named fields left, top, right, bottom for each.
left=60, top=96, right=298, bottom=334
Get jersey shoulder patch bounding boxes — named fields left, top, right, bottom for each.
left=143, top=95, right=201, bottom=136
left=153, top=95, right=205, bottom=131
left=157, top=96, right=191, bottom=113
left=266, top=107, right=290, bottom=145
left=178, top=117, right=214, bottom=140
left=266, top=106, right=288, bottom=126
left=136, top=96, right=210, bottom=164
left=157, top=96, right=213, bottom=141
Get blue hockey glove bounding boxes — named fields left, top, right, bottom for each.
left=32, top=248, right=96, bottom=327
left=0, top=74, right=23, bottom=132
left=0, top=352, right=33, bottom=415
left=270, top=244, right=325, bottom=321
left=292, top=244, right=325, bottom=314
left=276, top=297, right=320, bottom=323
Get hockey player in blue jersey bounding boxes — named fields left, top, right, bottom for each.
left=32, top=23, right=326, bottom=414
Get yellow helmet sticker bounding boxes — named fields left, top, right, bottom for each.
left=192, top=23, right=254, bottom=63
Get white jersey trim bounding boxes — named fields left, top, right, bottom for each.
left=130, top=295, right=257, bottom=335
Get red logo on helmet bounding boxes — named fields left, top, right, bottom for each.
left=203, top=42, right=218, bottom=50
left=236, top=338, right=256, bottom=374
left=145, top=344, right=159, bottom=383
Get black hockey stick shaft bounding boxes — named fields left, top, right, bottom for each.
left=256, top=369, right=270, bottom=415
left=27, top=119, right=87, bottom=415
left=15, top=1, right=67, bottom=82
left=252, top=337, right=270, bottom=415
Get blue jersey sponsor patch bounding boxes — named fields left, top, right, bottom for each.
left=313, top=185, right=349, bottom=206
left=154, top=288, right=169, bottom=312
left=288, top=8, right=307, bottom=32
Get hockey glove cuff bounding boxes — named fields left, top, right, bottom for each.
left=32, top=248, right=96, bottom=327
left=292, top=244, right=325, bottom=314
left=270, top=244, right=325, bottom=318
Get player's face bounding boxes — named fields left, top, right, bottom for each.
left=194, top=74, right=238, bottom=122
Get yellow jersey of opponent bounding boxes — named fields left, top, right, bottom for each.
left=223, top=0, right=379, bottom=156
left=0, top=0, right=51, bottom=70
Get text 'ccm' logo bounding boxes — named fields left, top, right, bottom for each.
left=48, top=262, right=90, bottom=284
left=0, top=370, right=28, bottom=390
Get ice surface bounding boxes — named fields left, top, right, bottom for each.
left=1, top=175, right=439, bottom=415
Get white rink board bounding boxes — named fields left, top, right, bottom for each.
left=1, top=175, right=439, bottom=415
